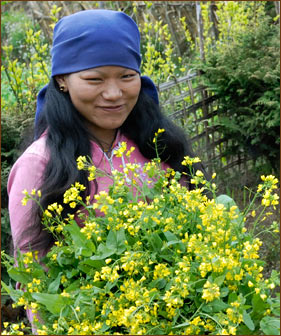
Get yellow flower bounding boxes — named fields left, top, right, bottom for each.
left=44, top=210, right=52, bottom=218
left=255, top=287, right=261, bottom=294
left=22, top=189, right=29, bottom=196
left=114, top=142, right=127, bottom=157
left=153, top=128, right=165, bottom=143
left=88, top=165, right=96, bottom=181
left=153, top=263, right=171, bottom=279
left=260, top=294, right=267, bottom=300
left=76, top=155, right=87, bottom=170
left=21, top=197, right=28, bottom=206
left=202, top=281, right=220, bottom=302
left=181, top=156, right=201, bottom=166
left=126, top=146, right=135, bottom=157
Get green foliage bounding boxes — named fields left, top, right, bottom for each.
left=1, top=208, right=14, bottom=285
left=1, top=6, right=60, bottom=291
left=1, top=8, right=36, bottom=61
left=1, top=148, right=280, bottom=335
left=198, top=16, right=280, bottom=174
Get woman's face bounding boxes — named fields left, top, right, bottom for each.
left=56, top=66, right=141, bottom=138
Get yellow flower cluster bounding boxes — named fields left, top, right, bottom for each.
left=3, top=150, right=280, bottom=335
left=63, top=182, right=86, bottom=208
left=114, top=141, right=127, bottom=157
left=181, top=155, right=201, bottom=166
left=76, top=156, right=97, bottom=181
left=258, top=174, right=279, bottom=208
left=202, top=280, right=220, bottom=302
left=152, top=128, right=165, bottom=143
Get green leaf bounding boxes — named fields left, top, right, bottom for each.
left=150, top=232, right=163, bottom=251
left=149, top=278, right=166, bottom=289
left=202, top=299, right=229, bottom=313
left=236, top=324, right=253, bottom=335
left=163, top=231, right=178, bottom=242
left=260, top=316, right=280, bottom=335
left=48, top=272, right=61, bottom=293
left=214, top=274, right=226, bottom=286
left=31, top=293, right=72, bottom=315
left=66, top=268, right=79, bottom=279
left=65, top=221, right=96, bottom=257
left=106, top=229, right=126, bottom=254
left=56, top=248, right=75, bottom=266
left=243, top=310, right=255, bottom=331
left=228, top=292, right=238, bottom=304
left=211, top=299, right=229, bottom=312
left=1, top=281, right=23, bottom=302
left=7, top=267, right=32, bottom=284
left=216, top=194, right=236, bottom=209
left=92, top=244, right=116, bottom=260
left=220, top=287, right=229, bottom=298
left=79, top=258, right=104, bottom=269
left=252, top=293, right=267, bottom=316
left=65, top=279, right=80, bottom=293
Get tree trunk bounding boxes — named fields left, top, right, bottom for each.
left=210, top=1, right=219, bottom=41
left=196, top=2, right=205, bottom=61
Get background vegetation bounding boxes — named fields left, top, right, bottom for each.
left=1, top=1, right=280, bottom=331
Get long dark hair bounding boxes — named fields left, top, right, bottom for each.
left=19, top=77, right=208, bottom=252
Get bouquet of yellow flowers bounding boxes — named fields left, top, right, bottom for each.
left=2, top=133, right=280, bottom=335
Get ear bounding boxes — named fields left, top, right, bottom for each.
left=55, top=75, right=68, bottom=92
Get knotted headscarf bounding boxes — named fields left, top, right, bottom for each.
left=35, top=9, right=159, bottom=123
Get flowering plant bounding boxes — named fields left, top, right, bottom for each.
left=2, top=131, right=280, bottom=335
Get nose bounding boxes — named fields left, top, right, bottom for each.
left=101, top=80, right=122, bottom=100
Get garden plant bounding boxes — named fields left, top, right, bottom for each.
left=1, top=2, right=280, bottom=334
left=2, top=131, right=280, bottom=335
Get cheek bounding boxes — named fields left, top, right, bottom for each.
left=70, top=88, right=98, bottom=105
left=128, top=81, right=141, bottom=102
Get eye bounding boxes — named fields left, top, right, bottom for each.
left=122, top=73, right=137, bottom=79
left=87, top=78, right=102, bottom=82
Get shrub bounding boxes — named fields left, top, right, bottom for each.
left=198, top=16, right=280, bottom=175
left=2, top=133, right=280, bottom=335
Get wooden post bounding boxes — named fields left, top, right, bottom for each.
left=196, top=2, right=205, bottom=62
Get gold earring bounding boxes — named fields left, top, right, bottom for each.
left=60, top=85, right=65, bottom=91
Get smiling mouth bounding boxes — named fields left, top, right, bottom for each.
left=99, top=105, right=124, bottom=111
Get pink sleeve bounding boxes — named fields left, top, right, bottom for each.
left=7, top=153, right=47, bottom=252
left=161, top=161, right=170, bottom=171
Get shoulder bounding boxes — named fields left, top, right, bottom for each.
left=8, top=135, right=49, bottom=191
left=22, top=134, right=49, bottom=159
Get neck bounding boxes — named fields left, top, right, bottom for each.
left=90, top=129, right=118, bottom=152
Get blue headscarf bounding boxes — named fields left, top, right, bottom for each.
left=35, top=9, right=159, bottom=123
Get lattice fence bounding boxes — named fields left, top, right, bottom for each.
left=157, top=71, right=257, bottom=177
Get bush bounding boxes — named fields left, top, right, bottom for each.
left=198, top=16, right=280, bottom=175
left=2, top=135, right=280, bottom=335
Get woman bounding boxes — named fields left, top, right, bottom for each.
left=8, top=9, right=208, bottom=261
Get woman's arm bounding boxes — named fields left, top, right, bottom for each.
left=8, top=152, right=48, bottom=254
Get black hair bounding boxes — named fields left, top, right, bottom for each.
left=18, top=77, right=209, bottom=252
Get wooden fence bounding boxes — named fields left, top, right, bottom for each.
left=157, top=71, right=255, bottom=177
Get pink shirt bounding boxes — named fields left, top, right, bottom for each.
left=8, top=131, right=168, bottom=254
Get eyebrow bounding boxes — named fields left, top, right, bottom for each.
left=82, top=68, right=136, bottom=75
